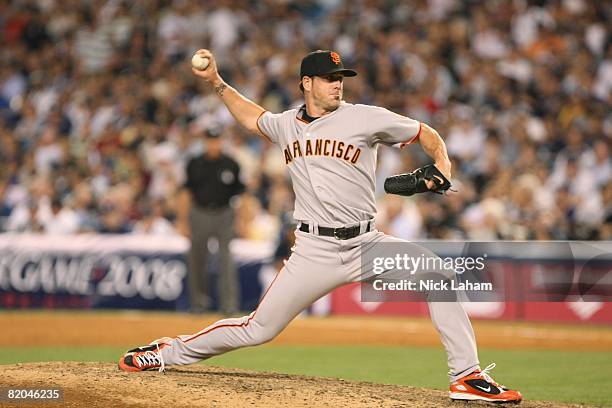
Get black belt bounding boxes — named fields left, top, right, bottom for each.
left=299, top=221, right=372, bottom=240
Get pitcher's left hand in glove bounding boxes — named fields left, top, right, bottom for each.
left=384, top=164, right=452, bottom=196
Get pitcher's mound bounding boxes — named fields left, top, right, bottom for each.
left=0, top=362, right=583, bottom=407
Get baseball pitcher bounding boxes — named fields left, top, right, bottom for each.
left=119, top=49, right=521, bottom=403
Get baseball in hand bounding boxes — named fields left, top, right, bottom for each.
left=191, top=54, right=210, bottom=71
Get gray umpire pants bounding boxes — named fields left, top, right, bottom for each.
left=188, top=205, right=239, bottom=314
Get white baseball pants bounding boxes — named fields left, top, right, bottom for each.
left=160, top=229, right=480, bottom=381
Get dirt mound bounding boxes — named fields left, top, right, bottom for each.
left=0, top=362, right=588, bottom=407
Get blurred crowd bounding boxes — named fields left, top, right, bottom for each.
left=0, top=0, right=610, bottom=241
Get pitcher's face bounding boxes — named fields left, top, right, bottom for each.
left=304, top=73, right=344, bottom=112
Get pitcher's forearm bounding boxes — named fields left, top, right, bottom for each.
left=419, top=123, right=451, bottom=176
left=212, top=78, right=266, bottom=136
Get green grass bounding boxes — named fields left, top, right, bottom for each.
left=0, top=346, right=610, bottom=406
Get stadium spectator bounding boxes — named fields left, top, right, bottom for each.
left=0, top=0, right=609, bottom=241
left=132, top=199, right=177, bottom=236
left=39, top=196, right=80, bottom=235
left=376, top=195, right=423, bottom=240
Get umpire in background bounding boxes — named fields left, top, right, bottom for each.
left=176, top=126, right=244, bottom=315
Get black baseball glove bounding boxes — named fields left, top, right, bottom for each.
left=384, top=164, right=452, bottom=196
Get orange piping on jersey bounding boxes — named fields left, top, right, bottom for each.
left=296, top=116, right=309, bottom=124
left=256, top=110, right=273, bottom=142
left=399, top=122, right=422, bottom=149
left=181, top=268, right=284, bottom=343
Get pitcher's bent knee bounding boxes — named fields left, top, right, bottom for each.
left=248, top=322, right=284, bottom=346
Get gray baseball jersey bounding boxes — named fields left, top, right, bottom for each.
left=257, top=102, right=421, bottom=226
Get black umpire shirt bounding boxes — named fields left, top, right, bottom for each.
left=184, top=154, right=245, bottom=209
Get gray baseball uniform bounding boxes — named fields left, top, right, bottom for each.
left=160, top=102, right=480, bottom=381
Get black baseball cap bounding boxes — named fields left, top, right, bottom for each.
left=300, top=50, right=357, bottom=78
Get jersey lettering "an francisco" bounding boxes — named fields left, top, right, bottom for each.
left=257, top=102, right=420, bottom=226
left=283, top=138, right=362, bottom=165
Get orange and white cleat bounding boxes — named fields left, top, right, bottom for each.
left=118, top=339, right=169, bottom=373
left=450, top=363, right=522, bottom=403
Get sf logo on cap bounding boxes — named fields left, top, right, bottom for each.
left=330, top=52, right=341, bottom=65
